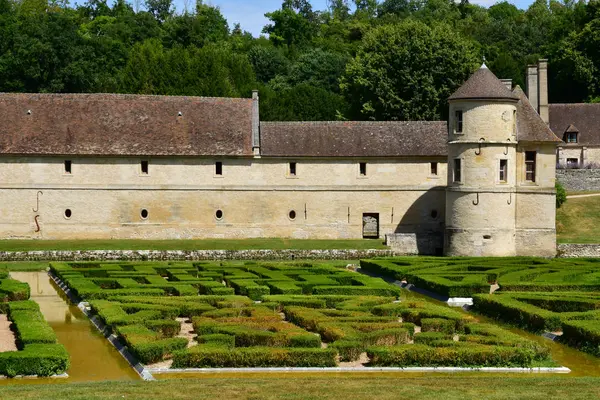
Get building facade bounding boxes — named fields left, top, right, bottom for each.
left=0, top=65, right=560, bottom=256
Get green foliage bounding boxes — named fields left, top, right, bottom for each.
left=0, top=344, right=69, bottom=377
left=0, top=279, right=30, bottom=301
left=172, top=346, right=338, bottom=368
left=341, top=20, right=479, bottom=121
left=367, top=344, right=536, bottom=367
left=556, top=182, right=567, bottom=209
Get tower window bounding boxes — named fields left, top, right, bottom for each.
left=141, top=160, right=149, bottom=175
left=525, top=151, right=536, bottom=182
left=64, top=160, right=72, bottom=174
left=430, top=162, right=438, bottom=176
left=513, top=110, right=517, bottom=135
left=455, top=110, right=463, bottom=133
left=289, top=162, right=297, bottom=176
left=215, top=161, right=223, bottom=176
left=453, top=159, right=462, bottom=183
left=499, top=160, right=508, bottom=183
left=359, top=162, right=367, bottom=176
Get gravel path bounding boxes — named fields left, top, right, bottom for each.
left=0, top=315, right=17, bottom=352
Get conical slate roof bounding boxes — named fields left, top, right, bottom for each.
left=449, top=64, right=519, bottom=101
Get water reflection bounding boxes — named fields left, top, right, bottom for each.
left=4, top=272, right=139, bottom=384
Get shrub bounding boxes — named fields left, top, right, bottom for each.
left=561, top=320, right=600, bottom=356
left=329, top=340, right=364, bottom=362
left=367, top=344, right=535, bottom=367
left=421, top=318, right=456, bottom=334
left=172, top=347, right=338, bottom=368
left=8, top=301, right=57, bottom=347
left=129, top=337, right=189, bottom=364
left=413, top=332, right=454, bottom=345
left=197, top=334, right=235, bottom=348
left=0, top=344, right=69, bottom=377
left=145, top=319, right=181, bottom=337
left=556, top=182, right=567, bottom=209
left=0, top=279, right=30, bottom=301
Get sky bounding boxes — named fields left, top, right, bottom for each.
left=179, top=0, right=539, bottom=37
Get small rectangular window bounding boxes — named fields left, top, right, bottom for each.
left=499, top=159, right=508, bottom=182
left=525, top=151, right=536, bottom=182
left=289, top=162, right=296, bottom=176
left=64, top=160, right=72, bottom=174
left=567, top=158, right=579, bottom=168
left=453, top=159, right=462, bottom=183
left=567, top=133, right=578, bottom=143
left=430, top=162, right=438, bottom=176
left=359, top=162, right=367, bottom=176
left=215, top=161, right=223, bottom=176
left=141, top=160, right=149, bottom=175
left=455, top=110, right=463, bottom=133
left=513, top=110, right=517, bottom=135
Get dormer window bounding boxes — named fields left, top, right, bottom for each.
left=566, top=132, right=578, bottom=143
left=564, top=124, right=579, bottom=144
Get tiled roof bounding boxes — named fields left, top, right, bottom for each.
left=0, top=93, right=254, bottom=156
left=260, top=121, right=448, bottom=157
left=513, top=86, right=561, bottom=143
left=549, top=103, right=600, bottom=146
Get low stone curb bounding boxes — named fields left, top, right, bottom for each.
left=0, top=249, right=397, bottom=262
left=149, top=366, right=571, bottom=374
left=48, top=272, right=155, bottom=381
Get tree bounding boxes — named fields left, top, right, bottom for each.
left=145, top=0, right=173, bottom=23
left=248, top=45, right=289, bottom=83
left=263, top=0, right=318, bottom=48
left=341, top=20, right=479, bottom=121
left=261, top=83, right=348, bottom=121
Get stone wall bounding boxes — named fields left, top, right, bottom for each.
left=0, top=249, right=399, bottom=262
left=557, top=244, right=600, bottom=258
left=385, top=233, right=443, bottom=255
left=556, top=169, right=600, bottom=192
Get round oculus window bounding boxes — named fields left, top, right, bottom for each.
left=140, top=209, right=149, bottom=219
left=215, top=210, right=224, bottom=220
left=64, top=209, right=72, bottom=219
left=289, top=210, right=296, bottom=220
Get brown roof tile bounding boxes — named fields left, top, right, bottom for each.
left=449, top=65, right=519, bottom=102
left=0, top=93, right=254, bottom=156
left=513, top=86, right=561, bottom=143
left=549, top=103, right=600, bottom=146
left=260, top=121, right=448, bottom=157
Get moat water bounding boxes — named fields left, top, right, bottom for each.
left=0, top=272, right=139, bottom=385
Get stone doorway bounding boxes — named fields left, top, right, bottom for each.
left=362, top=213, right=379, bottom=238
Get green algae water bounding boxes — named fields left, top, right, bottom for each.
left=2, top=272, right=139, bottom=384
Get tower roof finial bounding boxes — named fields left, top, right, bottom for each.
left=481, top=55, right=488, bottom=69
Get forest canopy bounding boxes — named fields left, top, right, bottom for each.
left=0, top=0, right=598, bottom=121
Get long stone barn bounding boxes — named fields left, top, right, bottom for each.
left=0, top=64, right=562, bottom=257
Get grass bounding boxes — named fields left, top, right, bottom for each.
left=0, top=262, right=51, bottom=272
left=0, top=239, right=387, bottom=252
left=557, top=196, right=600, bottom=243
left=1, top=376, right=599, bottom=399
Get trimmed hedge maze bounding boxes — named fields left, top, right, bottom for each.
left=361, top=257, right=600, bottom=296
left=0, top=276, right=69, bottom=377
left=50, top=261, right=555, bottom=369
left=361, top=257, right=600, bottom=358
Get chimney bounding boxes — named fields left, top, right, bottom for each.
left=527, top=65, right=539, bottom=112
left=538, top=59, right=549, bottom=124
left=252, top=90, right=260, bottom=155
left=500, top=79, right=513, bottom=91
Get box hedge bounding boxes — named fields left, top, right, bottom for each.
left=172, top=347, right=338, bottom=368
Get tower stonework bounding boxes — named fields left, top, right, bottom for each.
left=445, top=65, right=520, bottom=256
left=444, top=64, right=560, bottom=257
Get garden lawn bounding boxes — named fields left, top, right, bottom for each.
left=1, top=376, right=600, bottom=400
left=0, top=239, right=387, bottom=252
left=557, top=195, right=600, bottom=243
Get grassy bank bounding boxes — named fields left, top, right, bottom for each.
left=1, top=376, right=599, bottom=399
left=0, top=239, right=386, bottom=252
left=557, top=196, right=600, bottom=243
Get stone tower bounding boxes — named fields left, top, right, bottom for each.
left=445, top=64, right=521, bottom=256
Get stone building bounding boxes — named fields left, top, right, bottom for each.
left=526, top=59, right=600, bottom=169
left=0, top=64, right=560, bottom=256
